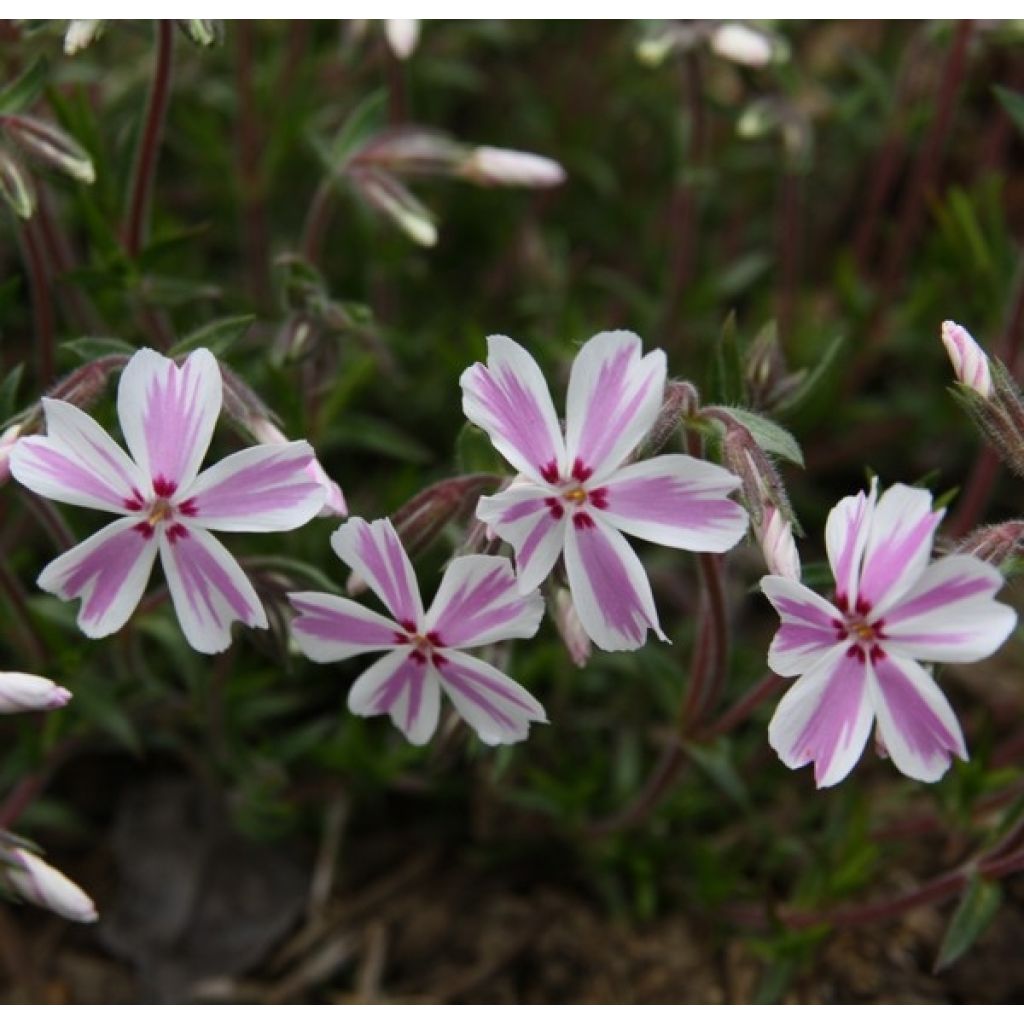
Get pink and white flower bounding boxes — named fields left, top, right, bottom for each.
left=461, top=331, right=748, bottom=651
left=289, top=517, right=547, bottom=746
left=762, top=480, right=1017, bottom=787
left=10, top=348, right=326, bottom=654
left=941, top=320, right=992, bottom=398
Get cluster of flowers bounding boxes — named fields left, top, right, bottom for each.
left=0, top=321, right=1017, bottom=922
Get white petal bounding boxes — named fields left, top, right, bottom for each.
left=0, top=672, right=72, bottom=714
left=768, top=643, right=874, bottom=788
left=761, top=575, right=845, bottom=676
left=435, top=649, right=546, bottom=745
left=599, top=454, right=748, bottom=551
left=869, top=653, right=967, bottom=783
left=475, top=483, right=567, bottom=593
left=288, top=591, right=402, bottom=662
left=330, top=518, right=424, bottom=626
left=158, top=525, right=267, bottom=654
left=858, top=482, right=943, bottom=615
left=562, top=511, right=665, bottom=652
left=882, top=555, right=1017, bottom=663
left=564, top=331, right=666, bottom=480
left=824, top=478, right=876, bottom=609
left=424, top=555, right=544, bottom=649
left=180, top=441, right=324, bottom=532
left=4, top=849, right=97, bottom=923
left=10, top=399, right=146, bottom=513
left=460, top=335, right=566, bottom=484
left=117, top=347, right=222, bottom=493
left=348, top=648, right=440, bottom=746
left=37, top=517, right=158, bottom=638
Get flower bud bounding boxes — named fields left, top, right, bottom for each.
left=552, top=588, right=591, bottom=668
left=2, top=115, right=95, bottom=184
left=0, top=145, right=35, bottom=220
left=0, top=423, right=23, bottom=486
left=352, top=169, right=438, bottom=248
left=248, top=418, right=347, bottom=519
left=942, top=320, right=992, bottom=398
left=957, top=520, right=1024, bottom=567
left=393, top=474, right=503, bottom=558
left=710, top=23, right=777, bottom=68
left=457, top=147, right=566, bottom=189
left=384, top=19, right=420, bottom=60
left=756, top=506, right=801, bottom=580
left=635, top=379, right=698, bottom=458
left=64, top=20, right=103, bottom=55
left=2, top=847, right=97, bottom=923
left=0, top=672, right=71, bottom=714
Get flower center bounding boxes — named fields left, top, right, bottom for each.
left=562, top=486, right=588, bottom=505
left=394, top=623, right=446, bottom=666
left=832, top=599, right=888, bottom=664
left=147, top=498, right=174, bottom=527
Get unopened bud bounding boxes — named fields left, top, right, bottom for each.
left=0, top=423, right=23, bottom=486
left=2, top=847, right=97, bottom=923
left=552, top=588, right=591, bottom=668
left=352, top=169, right=437, bottom=247
left=384, top=19, right=420, bottom=60
left=64, top=20, right=103, bottom=55
left=942, top=320, right=992, bottom=398
left=636, top=379, right=699, bottom=458
left=48, top=355, right=128, bottom=409
left=756, top=506, right=800, bottom=580
left=718, top=417, right=796, bottom=528
left=178, top=20, right=222, bottom=48
left=0, top=145, right=35, bottom=220
left=710, top=23, right=777, bottom=68
left=457, top=146, right=566, bottom=189
left=0, top=672, right=71, bottom=714
left=957, top=520, right=1024, bottom=567
left=2, top=115, right=95, bottom=184
left=393, top=474, right=503, bottom=558
left=356, top=128, right=465, bottom=178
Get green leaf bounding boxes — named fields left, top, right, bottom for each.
left=0, top=57, right=49, bottom=116
left=934, top=873, right=1002, bottom=972
left=0, top=362, right=24, bottom=423
left=324, top=89, right=387, bottom=169
left=713, top=406, right=805, bottom=466
left=60, top=336, right=137, bottom=361
left=994, top=85, right=1024, bottom=137
left=710, top=311, right=746, bottom=405
left=775, top=335, right=845, bottom=414
left=683, top=739, right=751, bottom=810
left=169, top=314, right=256, bottom=357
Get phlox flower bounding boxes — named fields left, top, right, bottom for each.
left=762, top=480, right=1017, bottom=787
left=461, top=331, right=748, bottom=651
left=289, top=517, right=547, bottom=745
left=10, top=348, right=326, bottom=654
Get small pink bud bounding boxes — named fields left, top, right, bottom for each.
left=0, top=423, right=23, bottom=486
left=757, top=507, right=801, bottom=581
left=0, top=672, right=72, bottom=714
left=942, top=320, right=992, bottom=398
left=552, top=588, right=591, bottom=668
left=458, top=147, right=566, bottom=189
left=2, top=847, right=97, bottom=923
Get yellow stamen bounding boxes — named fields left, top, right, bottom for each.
left=147, top=499, right=173, bottom=527
left=563, top=486, right=587, bottom=505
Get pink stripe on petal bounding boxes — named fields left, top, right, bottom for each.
left=348, top=649, right=440, bottom=745
left=118, top=348, right=222, bottom=492
left=565, top=332, right=666, bottom=479
left=824, top=481, right=876, bottom=607
left=761, top=576, right=845, bottom=676
left=870, top=654, right=966, bottom=783
left=425, top=555, right=543, bottom=649
left=37, top=517, right=158, bottom=638
left=600, top=454, right=747, bottom=552
left=563, top=513, right=664, bottom=651
left=289, top=591, right=402, bottom=662
left=159, top=525, right=266, bottom=654
left=182, top=442, right=324, bottom=532
left=460, top=335, right=565, bottom=482
left=331, top=518, right=424, bottom=625
left=768, top=644, right=873, bottom=788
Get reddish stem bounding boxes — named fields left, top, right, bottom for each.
left=124, top=20, right=174, bottom=260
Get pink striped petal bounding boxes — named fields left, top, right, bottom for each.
left=824, top=478, right=876, bottom=609
left=424, top=555, right=544, bottom=649
left=564, top=331, right=665, bottom=480
left=10, top=399, right=146, bottom=514
left=768, top=643, right=874, bottom=788
left=158, top=525, right=267, bottom=654
left=37, top=517, right=158, bottom=638
left=563, top=512, right=665, bottom=651
left=117, top=348, right=221, bottom=494
left=475, top=483, right=567, bottom=593
left=289, top=591, right=403, bottom=661
left=882, top=555, right=1017, bottom=663
left=348, top=648, right=440, bottom=746
left=859, top=483, right=943, bottom=615
left=599, top=454, right=747, bottom=551
left=331, top=518, right=423, bottom=626
left=435, top=649, right=546, bottom=745
left=869, top=653, right=967, bottom=783
left=180, top=441, right=324, bottom=532
left=761, top=575, right=845, bottom=676
left=460, top=335, right=566, bottom=483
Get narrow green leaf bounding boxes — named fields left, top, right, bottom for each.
left=326, top=89, right=388, bottom=168
left=60, top=336, right=137, bottom=361
left=714, top=405, right=805, bottom=466
left=0, top=57, right=49, bottom=116
left=776, top=335, right=845, bottom=414
left=683, top=739, right=751, bottom=809
left=994, top=85, right=1024, bottom=137
left=711, top=311, right=746, bottom=405
left=0, top=362, right=23, bottom=423
left=934, top=873, right=1002, bottom=972
left=169, top=314, right=256, bottom=357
